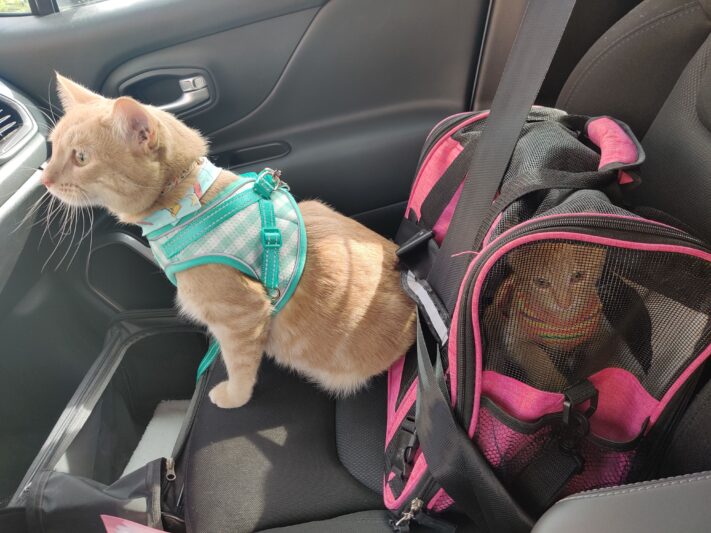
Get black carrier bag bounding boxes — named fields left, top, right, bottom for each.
left=384, top=1, right=711, bottom=531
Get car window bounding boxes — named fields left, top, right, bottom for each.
left=56, top=0, right=106, bottom=11
left=0, top=0, right=108, bottom=15
left=0, top=0, right=30, bottom=14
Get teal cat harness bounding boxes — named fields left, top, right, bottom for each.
left=138, top=158, right=307, bottom=313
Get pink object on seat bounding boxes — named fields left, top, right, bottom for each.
left=102, top=515, right=163, bottom=533
left=587, top=117, right=639, bottom=169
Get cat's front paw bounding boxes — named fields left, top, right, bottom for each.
left=208, top=380, right=252, bottom=409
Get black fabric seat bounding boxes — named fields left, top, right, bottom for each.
left=183, top=360, right=387, bottom=532
left=183, top=1, right=711, bottom=530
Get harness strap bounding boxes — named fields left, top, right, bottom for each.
left=255, top=169, right=283, bottom=297
left=161, top=188, right=261, bottom=259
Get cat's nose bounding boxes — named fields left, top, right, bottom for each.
left=555, top=294, right=573, bottom=310
left=40, top=174, right=54, bottom=188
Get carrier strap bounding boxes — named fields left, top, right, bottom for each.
left=414, top=312, right=533, bottom=533
left=427, top=0, right=577, bottom=312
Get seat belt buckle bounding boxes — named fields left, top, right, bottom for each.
left=396, top=229, right=434, bottom=257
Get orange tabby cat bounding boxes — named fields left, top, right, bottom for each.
left=484, top=242, right=606, bottom=391
left=43, top=74, right=415, bottom=408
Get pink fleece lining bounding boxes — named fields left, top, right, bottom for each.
left=587, top=117, right=638, bottom=170
left=406, top=112, right=489, bottom=219
left=481, top=371, right=563, bottom=421
left=589, top=368, right=657, bottom=441
left=480, top=368, right=658, bottom=442
left=618, top=170, right=635, bottom=185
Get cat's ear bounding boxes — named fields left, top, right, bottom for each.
left=112, top=97, right=158, bottom=153
left=55, top=73, right=102, bottom=110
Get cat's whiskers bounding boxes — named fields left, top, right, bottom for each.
left=41, top=197, right=67, bottom=271
left=39, top=195, right=60, bottom=247
left=12, top=189, right=50, bottom=233
left=67, top=191, right=94, bottom=269
left=54, top=201, right=81, bottom=270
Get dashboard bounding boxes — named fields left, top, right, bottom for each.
left=0, top=78, right=50, bottom=297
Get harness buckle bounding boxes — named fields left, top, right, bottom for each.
left=261, top=227, right=282, bottom=249
left=254, top=168, right=283, bottom=198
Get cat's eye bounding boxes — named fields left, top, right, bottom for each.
left=533, top=277, right=551, bottom=288
left=570, top=271, right=585, bottom=283
left=73, top=149, right=89, bottom=166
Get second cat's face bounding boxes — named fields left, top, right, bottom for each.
left=509, top=243, right=605, bottom=314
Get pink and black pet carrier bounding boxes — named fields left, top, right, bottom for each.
left=384, top=1, right=711, bottom=531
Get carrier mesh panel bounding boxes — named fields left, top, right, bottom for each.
left=480, top=240, right=711, bottom=397
left=475, top=236, right=711, bottom=496
left=474, top=405, right=636, bottom=496
left=475, top=404, right=554, bottom=481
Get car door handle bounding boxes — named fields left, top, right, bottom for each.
left=158, top=76, right=210, bottom=114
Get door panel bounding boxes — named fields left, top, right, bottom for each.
left=102, top=8, right=319, bottom=127
left=192, top=0, right=489, bottom=233
left=0, top=0, right=325, bottom=101
left=2, top=0, right=489, bottom=235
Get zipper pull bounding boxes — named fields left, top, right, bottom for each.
left=165, top=457, right=176, bottom=482
left=392, top=498, right=423, bottom=531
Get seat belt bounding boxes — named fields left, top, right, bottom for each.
left=427, top=0, right=577, bottom=312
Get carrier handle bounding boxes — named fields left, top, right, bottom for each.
left=470, top=168, right=617, bottom=250
left=559, top=115, right=646, bottom=172
left=414, top=312, right=534, bottom=533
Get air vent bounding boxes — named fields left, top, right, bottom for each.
left=0, top=94, right=36, bottom=163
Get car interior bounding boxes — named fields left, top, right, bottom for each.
left=1, top=0, right=711, bottom=531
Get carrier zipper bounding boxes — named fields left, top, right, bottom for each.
left=392, top=497, right=424, bottom=531
left=455, top=215, right=711, bottom=420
